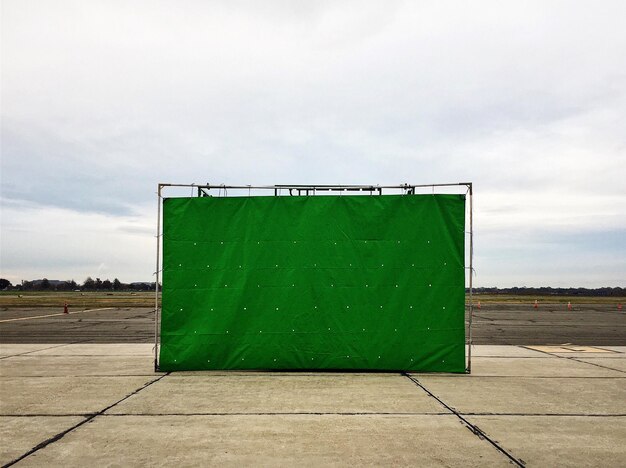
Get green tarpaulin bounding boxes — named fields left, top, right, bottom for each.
left=159, top=194, right=466, bottom=372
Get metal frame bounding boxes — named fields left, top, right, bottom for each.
left=154, top=183, right=474, bottom=372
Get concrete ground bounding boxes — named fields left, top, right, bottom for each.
left=1, top=343, right=625, bottom=467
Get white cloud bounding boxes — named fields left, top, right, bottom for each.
left=0, top=200, right=154, bottom=284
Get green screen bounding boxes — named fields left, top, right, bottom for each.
left=159, top=194, right=466, bottom=372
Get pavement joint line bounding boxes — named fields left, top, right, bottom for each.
left=0, top=414, right=95, bottom=418
left=103, top=412, right=455, bottom=416
left=0, top=375, right=160, bottom=379
left=459, top=413, right=626, bottom=417
left=3, top=374, right=625, bottom=379
left=0, top=354, right=154, bottom=357
left=0, top=342, right=82, bottom=360
left=0, top=375, right=159, bottom=378
left=0, top=412, right=452, bottom=417
left=1, top=372, right=170, bottom=468
left=152, top=373, right=409, bottom=377
left=87, top=412, right=626, bottom=417
left=520, top=345, right=626, bottom=374
left=0, top=340, right=94, bottom=360
left=468, top=356, right=553, bottom=359
left=408, top=375, right=626, bottom=379
left=3, top=412, right=625, bottom=417
left=402, top=372, right=525, bottom=467
left=0, top=307, right=116, bottom=323
left=563, top=356, right=626, bottom=374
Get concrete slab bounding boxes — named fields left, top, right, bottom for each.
left=0, top=355, right=154, bottom=377
left=415, top=376, right=626, bottom=415
left=469, top=345, right=548, bottom=358
left=2, top=343, right=625, bottom=466
left=0, top=376, right=156, bottom=415
left=468, top=356, right=623, bottom=377
left=109, top=374, right=445, bottom=415
left=28, top=343, right=154, bottom=356
left=469, top=415, right=626, bottom=467
left=19, top=414, right=512, bottom=467
left=0, top=416, right=85, bottom=466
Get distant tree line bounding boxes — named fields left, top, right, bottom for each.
left=0, top=277, right=158, bottom=292
left=470, top=286, right=625, bottom=297
left=0, top=278, right=622, bottom=296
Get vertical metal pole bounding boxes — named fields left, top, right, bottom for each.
left=154, top=184, right=162, bottom=371
left=467, top=183, right=474, bottom=373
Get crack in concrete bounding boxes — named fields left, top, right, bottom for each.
left=402, top=372, right=525, bottom=467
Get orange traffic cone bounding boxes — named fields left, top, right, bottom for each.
left=567, top=302, right=572, bottom=311
left=63, top=302, right=69, bottom=314
left=533, top=300, right=538, bottom=309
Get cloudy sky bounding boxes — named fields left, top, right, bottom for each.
left=1, top=0, right=625, bottom=287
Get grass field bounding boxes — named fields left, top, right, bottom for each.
left=471, top=293, right=625, bottom=305
left=0, top=292, right=155, bottom=308
left=0, top=291, right=623, bottom=309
